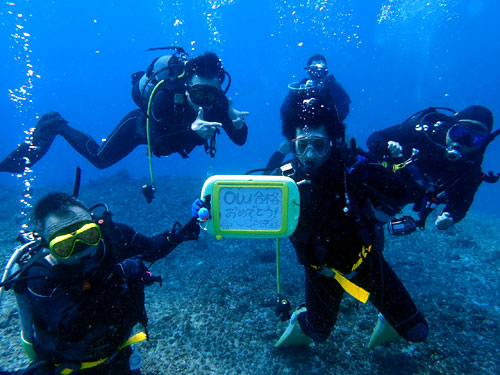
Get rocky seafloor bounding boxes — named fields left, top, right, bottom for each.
left=0, top=171, right=499, bottom=374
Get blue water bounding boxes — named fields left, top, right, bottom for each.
left=0, top=0, right=499, bottom=213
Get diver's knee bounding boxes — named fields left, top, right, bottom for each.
left=406, top=321, right=428, bottom=342
left=399, top=311, right=428, bottom=343
left=298, top=312, right=331, bottom=343
left=88, top=143, right=115, bottom=169
left=93, top=159, right=116, bottom=169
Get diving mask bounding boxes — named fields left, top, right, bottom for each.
left=445, top=120, right=489, bottom=161
left=447, top=121, right=489, bottom=148
left=187, top=84, right=221, bottom=108
left=292, top=136, right=331, bottom=158
left=306, top=63, right=328, bottom=81
left=49, top=222, right=101, bottom=259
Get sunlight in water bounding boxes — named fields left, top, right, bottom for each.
left=274, top=0, right=362, bottom=49
left=378, top=0, right=455, bottom=24
left=205, top=0, right=236, bottom=46
left=157, top=0, right=237, bottom=50
left=159, top=0, right=186, bottom=46
left=7, top=1, right=39, bottom=233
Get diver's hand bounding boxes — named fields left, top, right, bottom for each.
left=228, top=98, right=249, bottom=130
left=435, top=212, right=453, bottom=230
left=114, top=257, right=148, bottom=281
left=348, top=154, right=369, bottom=181
left=172, top=218, right=200, bottom=243
left=191, top=108, right=222, bottom=140
left=192, top=198, right=210, bottom=221
left=387, top=141, right=403, bottom=158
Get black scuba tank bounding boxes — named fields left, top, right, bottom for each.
left=131, top=49, right=188, bottom=110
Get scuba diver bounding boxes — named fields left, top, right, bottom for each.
left=0, top=50, right=249, bottom=201
left=366, top=105, right=499, bottom=232
left=266, top=54, right=351, bottom=170
left=271, top=93, right=427, bottom=348
left=0, top=192, right=202, bottom=374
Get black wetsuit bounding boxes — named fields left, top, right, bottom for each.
left=295, top=75, right=351, bottom=121
left=19, top=219, right=182, bottom=374
left=284, top=150, right=428, bottom=343
left=0, top=86, right=248, bottom=172
left=366, top=109, right=485, bottom=223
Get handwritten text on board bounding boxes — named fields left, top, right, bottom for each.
left=219, top=187, right=283, bottom=230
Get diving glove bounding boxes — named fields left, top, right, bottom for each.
left=435, top=212, right=453, bottom=230
left=171, top=218, right=200, bottom=243
left=387, top=141, right=403, bottom=158
left=192, top=198, right=210, bottom=221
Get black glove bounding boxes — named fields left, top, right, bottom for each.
left=482, top=171, right=500, bottom=183
left=113, top=257, right=148, bottom=281
left=82, top=258, right=146, bottom=301
left=348, top=155, right=370, bottom=181
left=170, top=218, right=200, bottom=244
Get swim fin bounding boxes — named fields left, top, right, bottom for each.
left=21, top=331, right=35, bottom=361
left=368, top=313, right=400, bottom=349
left=275, top=306, right=312, bottom=347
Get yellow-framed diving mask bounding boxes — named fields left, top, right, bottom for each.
left=48, top=222, right=101, bottom=259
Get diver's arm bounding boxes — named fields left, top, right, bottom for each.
left=226, top=119, right=248, bottom=145
left=441, top=169, right=483, bottom=223
left=265, top=151, right=286, bottom=173
left=265, top=140, right=291, bottom=173
left=111, top=221, right=199, bottom=262
left=366, top=123, right=416, bottom=161
left=219, top=97, right=248, bottom=145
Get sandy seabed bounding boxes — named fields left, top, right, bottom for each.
left=1, top=171, right=499, bottom=375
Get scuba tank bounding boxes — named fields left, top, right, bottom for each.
left=131, top=46, right=189, bottom=109
left=0, top=238, right=44, bottom=361
left=0, top=239, right=41, bottom=308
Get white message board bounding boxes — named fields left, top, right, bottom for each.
left=199, top=175, right=300, bottom=239
left=218, top=187, right=283, bottom=230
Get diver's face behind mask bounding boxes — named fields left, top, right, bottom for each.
left=292, top=125, right=331, bottom=174
left=43, top=206, right=102, bottom=265
left=445, top=120, right=489, bottom=161
left=186, top=75, right=222, bottom=110
left=306, top=60, right=328, bottom=81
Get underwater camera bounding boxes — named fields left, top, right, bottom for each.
left=387, top=216, right=417, bottom=236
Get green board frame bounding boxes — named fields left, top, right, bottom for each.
left=200, top=175, right=300, bottom=239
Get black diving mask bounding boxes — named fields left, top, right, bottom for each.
left=305, top=64, right=328, bottom=81
left=447, top=121, right=489, bottom=148
left=187, top=84, right=221, bottom=108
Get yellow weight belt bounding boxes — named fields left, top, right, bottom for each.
left=56, top=331, right=147, bottom=375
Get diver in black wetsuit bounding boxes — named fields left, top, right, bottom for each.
left=0, top=52, right=248, bottom=173
left=2, top=192, right=200, bottom=375
left=273, top=94, right=427, bottom=348
left=266, top=54, right=351, bottom=170
left=366, top=105, right=498, bottom=230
